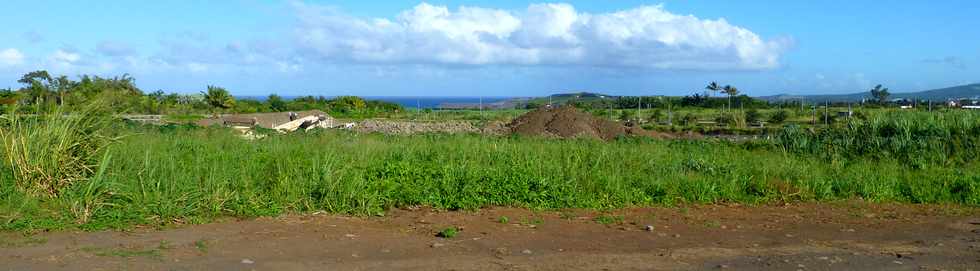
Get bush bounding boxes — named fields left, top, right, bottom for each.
left=769, top=110, right=789, bottom=124
left=680, top=113, right=698, bottom=126
left=745, top=109, right=762, bottom=123
left=715, top=114, right=734, bottom=125
left=648, top=109, right=664, bottom=123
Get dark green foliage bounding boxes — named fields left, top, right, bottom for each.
left=769, top=110, right=789, bottom=124
left=680, top=113, right=698, bottom=125
left=3, top=71, right=404, bottom=117
left=267, top=94, right=287, bottom=112
left=437, top=227, right=459, bottom=238
left=744, top=109, right=761, bottom=123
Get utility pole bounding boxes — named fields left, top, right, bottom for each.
left=637, top=96, right=642, bottom=124
left=824, top=101, right=829, bottom=126
left=608, top=101, right=613, bottom=121
left=811, top=105, right=816, bottom=125
left=479, top=96, right=483, bottom=120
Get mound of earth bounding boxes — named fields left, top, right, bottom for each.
left=508, top=107, right=671, bottom=140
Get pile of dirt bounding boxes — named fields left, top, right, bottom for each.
left=508, top=107, right=672, bottom=140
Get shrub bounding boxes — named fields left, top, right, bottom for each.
left=680, top=113, right=698, bottom=125
left=769, top=110, right=789, bottom=124
left=745, top=109, right=761, bottom=123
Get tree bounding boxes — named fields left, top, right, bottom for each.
left=267, top=94, right=287, bottom=112
left=202, top=85, right=235, bottom=116
left=17, top=70, right=53, bottom=105
left=869, top=84, right=890, bottom=104
left=17, top=70, right=52, bottom=86
left=722, top=85, right=739, bottom=110
left=51, top=75, right=74, bottom=106
left=329, top=96, right=367, bottom=112
left=705, top=81, right=721, bottom=97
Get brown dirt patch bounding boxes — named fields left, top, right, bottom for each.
left=1, top=203, right=977, bottom=270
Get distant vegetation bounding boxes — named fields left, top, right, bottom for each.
left=0, top=70, right=406, bottom=118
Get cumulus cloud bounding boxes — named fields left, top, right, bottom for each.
left=0, top=48, right=25, bottom=66
left=50, top=49, right=82, bottom=65
left=293, top=2, right=789, bottom=70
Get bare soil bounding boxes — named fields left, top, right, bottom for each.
left=2, top=203, right=978, bottom=270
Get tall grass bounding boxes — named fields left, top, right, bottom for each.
left=777, top=110, right=980, bottom=167
left=2, top=123, right=977, bottom=232
left=0, top=103, right=117, bottom=197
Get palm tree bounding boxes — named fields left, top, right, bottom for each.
left=705, top=82, right=721, bottom=97
left=202, top=85, right=235, bottom=117
left=723, top=85, right=739, bottom=110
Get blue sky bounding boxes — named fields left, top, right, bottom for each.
left=1, top=0, right=977, bottom=97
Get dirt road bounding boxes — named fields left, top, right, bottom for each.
left=2, top=203, right=978, bottom=270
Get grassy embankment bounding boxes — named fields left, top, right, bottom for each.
left=1, top=110, right=979, bottom=232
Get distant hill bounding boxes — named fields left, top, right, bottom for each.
left=760, top=83, right=980, bottom=103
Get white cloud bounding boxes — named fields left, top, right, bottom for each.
left=50, top=49, right=81, bottom=65
left=293, top=2, right=789, bottom=70
left=0, top=48, right=25, bottom=66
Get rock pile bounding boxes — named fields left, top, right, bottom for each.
left=355, top=120, right=489, bottom=135
left=507, top=106, right=671, bottom=140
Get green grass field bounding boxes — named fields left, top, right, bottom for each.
left=2, top=116, right=978, bottom=232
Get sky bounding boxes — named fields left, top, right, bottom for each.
left=0, top=0, right=977, bottom=97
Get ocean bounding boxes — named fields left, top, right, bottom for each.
left=237, top=96, right=516, bottom=109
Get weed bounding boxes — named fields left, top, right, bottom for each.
left=437, top=227, right=459, bottom=238
left=497, top=216, right=509, bottom=224
left=521, top=216, right=544, bottom=226
left=194, top=239, right=208, bottom=253
left=594, top=215, right=624, bottom=225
